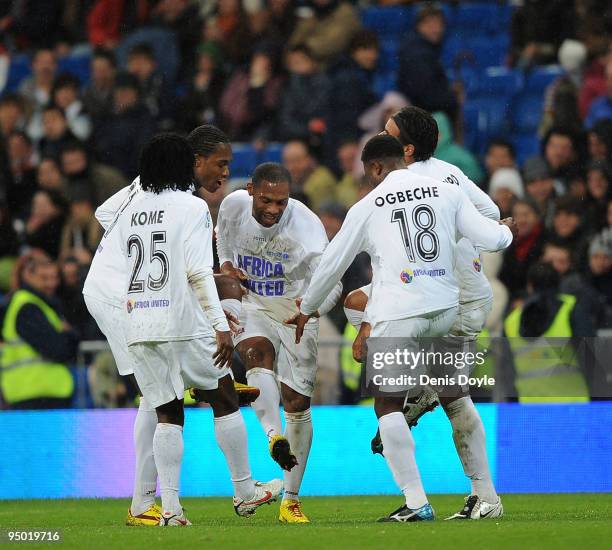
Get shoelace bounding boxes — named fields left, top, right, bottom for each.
left=288, top=503, right=304, bottom=517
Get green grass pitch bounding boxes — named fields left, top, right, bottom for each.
left=1, top=494, right=611, bottom=549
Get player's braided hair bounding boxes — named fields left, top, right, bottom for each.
left=187, top=124, right=230, bottom=157
left=392, top=106, right=438, bottom=162
left=139, top=133, right=194, bottom=193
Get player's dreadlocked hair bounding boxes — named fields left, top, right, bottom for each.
left=252, top=162, right=292, bottom=187
left=392, top=106, right=439, bottom=162
left=139, top=133, right=194, bottom=193
left=187, top=124, right=230, bottom=157
left=361, top=134, right=405, bottom=163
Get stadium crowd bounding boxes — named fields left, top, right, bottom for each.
left=0, top=0, right=611, bottom=408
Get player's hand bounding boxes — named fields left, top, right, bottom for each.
left=352, top=322, right=371, bottom=362
left=220, top=262, right=248, bottom=282
left=224, top=310, right=241, bottom=334
left=214, top=330, right=233, bottom=369
left=499, top=217, right=518, bottom=240
left=293, top=313, right=312, bottom=344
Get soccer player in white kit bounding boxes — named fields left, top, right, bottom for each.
left=347, top=107, right=505, bottom=520
left=115, top=134, right=282, bottom=525
left=83, top=125, right=241, bottom=525
left=292, top=135, right=515, bottom=522
left=216, top=162, right=342, bottom=523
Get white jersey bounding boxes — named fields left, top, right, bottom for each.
left=216, top=190, right=342, bottom=322
left=408, top=158, right=500, bottom=304
left=300, top=169, right=512, bottom=324
left=118, top=189, right=221, bottom=345
left=83, top=178, right=141, bottom=307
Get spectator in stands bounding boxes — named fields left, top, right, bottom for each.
left=584, top=160, right=611, bottom=232
left=24, top=190, right=68, bottom=259
left=263, top=0, right=298, bottom=50
left=60, top=140, right=127, bottom=206
left=126, top=43, right=169, bottom=122
left=500, top=198, right=545, bottom=300
left=0, top=94, right=25, bottom=138
left=540, top=39, right=587, bottom=136
left=150, top=0, right=202, bottom=81
left=0, top=250, right=77, bottom=409
left=335, top=140, right=360, bottom=208
left=585, top=59, right=612, bottom=129
left=510, top=0, right=576, bottom=69
left=579, top=46, right=611, bottom=119
left=176, top=44, right=225, bottom=133
left=18, top=48, right=57, bottom=112
left=92, top=72, right=156, bottom=179
left=566, top=169, right=588, bottom=200
left=545, top=197, right=589, bottom=268
left=326, top=30, right=379, bottom=158
left=83, top=49, right=117, bottom=121
left=59, top=186, right=102, bottom=261
left=398, top=3, right=458, bottom=122
left=488, top=167, right=524, bottom=219
left=523, top=156, right=557, bottom=228
left=203, top=0, right=253, bottom=67
left=277, top=45, right=330, bottom=141
left=542, top=241, right=573, bottom=280
left=5, top=131, right=37, bottom=220
left=288, top=0, right=361, bottom=66
left=87, top=0, right=149, bottom=49
left=282, top=140, right=336, bottom=212
left=37, top=156, right=66, bottom=194
left=561, top=235, right=612, bottom=329
left=218, top=45, right=284, bottom=141
left=39, top=105, right=76, bottom=160
left=483, top=139, right=517, bottom=191
left=588, top=118, right=612, bottom=163
left=543, top=126, right=583, bottom=190
left=51, top=73, right=92, bottom=141
left=433, top=111, right=484, bottom=185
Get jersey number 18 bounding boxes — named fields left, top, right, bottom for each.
left=391, top=205, right=440, bottom=262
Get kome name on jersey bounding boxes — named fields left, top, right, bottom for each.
left=131, top=210, right=165, bottom=226
left=375, top=186, right=439, bottom=207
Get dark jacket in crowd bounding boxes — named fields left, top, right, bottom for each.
left=92, top=103, right=156, bottom=179
left=398, top=31, right=457, bottom=118
left=25, top=215, right=66, bottom=260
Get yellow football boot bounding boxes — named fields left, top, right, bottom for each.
left=189, top=381, right=260, bottom=406
left=279, top=499, right=310, bottom=524
left=269, top=435, right=298, bottom=471
left=126, top=504, right=162, bottom=526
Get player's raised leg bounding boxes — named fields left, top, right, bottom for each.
left=237, top=337, right=297, bottom=471
left=199, top=373, right=283, bottom=517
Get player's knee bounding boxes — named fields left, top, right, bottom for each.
left=344, top=288, right=368, bottom=312
left=156, top=398, right=184, bottom=426
left=214, top=273, right=243, bottom=301
left=281, top=385, right=310, bottom=412
left=374, top=397, right=403, bottom=419
left=243, top=344, right=274, bottom=371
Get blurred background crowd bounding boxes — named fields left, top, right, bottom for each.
left=0, top=0, right=611, bottom=408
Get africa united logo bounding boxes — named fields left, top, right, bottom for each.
left=400, top=268, right=414, bottom=284
left=473, top=258, right=482, bottom=272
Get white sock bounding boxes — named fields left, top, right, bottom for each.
left=246, top=368, right=282, bottom=439
left=344, top=307, right=364, bottom=329
left=153, top=423, right=183, bottom=515
left=214, top=410, right=256, bottom=501
left=445, top=396, right=498, bottom=503
left=283, top=409, right=313, bottom=501
left=221, top=298, right=242, bottom=321
left=379, top=412, right=428, bottom=510
left=131, top=397, right=158, bottom=516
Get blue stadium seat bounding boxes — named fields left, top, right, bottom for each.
left=463, top=102, right=484, bottom=154
left=447, top=4, right=502, bottom=35
left=512, top=94, right=544, bottom=134
left=58, top=54, right=91, bottom=85
left=373, top=71, right=397, bottom=99
left=261, top=143, right=283, bottom=164
left=378, top=39, right=399, bottom=74
left=525, top=65, right=563, bottom=93
left=4, top=54, right=31, bottom=93
left=513, top=133, right=541, bottom=166
left=230, top=144, right=258, bottom=178
left=361, top=6, right=414, bottom=40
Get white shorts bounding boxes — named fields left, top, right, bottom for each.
left=128, top=337, right=228, bottom=409
left=233, top=304, right=318, bottom=397
left=451, top=297, right=493, bottom=338
left=371, top=306, right=458, bottom=339
left=84, top=294, right=133, bottom=376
